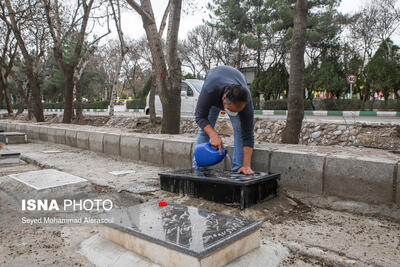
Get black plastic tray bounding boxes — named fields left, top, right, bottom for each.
left=159, top=168, right=280, bottom=210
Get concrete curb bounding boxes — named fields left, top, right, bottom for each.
left=0, top=120, right=399, bottom=206
left=3, top=109, right=400, bottom=117
left=253, top=110, right=400, bottom=117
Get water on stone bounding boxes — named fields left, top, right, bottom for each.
left=105, top=201, right=261, bottom=257
left=175, top=168, right=263, bottom=182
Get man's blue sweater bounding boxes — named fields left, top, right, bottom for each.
left=195, top=66, right=254, bottom=148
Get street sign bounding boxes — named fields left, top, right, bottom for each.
left=347, top=74, right=357, bottom=84
left=347, top=74, right=357, bottom=99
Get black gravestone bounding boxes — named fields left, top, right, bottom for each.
left=103, top=201, right=261, bottom=258
left=159, top=169, right=279, bottom=210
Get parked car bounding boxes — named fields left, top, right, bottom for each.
left=145, top=79, right=205, bottom=116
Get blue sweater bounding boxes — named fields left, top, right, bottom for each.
left=195, top=66, right=254, bottom=148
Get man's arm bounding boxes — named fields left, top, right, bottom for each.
left=238, top=95, right=255, bottom=175
left=238, top=146, right=254, bottom=174
left=242, top=146, right=253, bottom=168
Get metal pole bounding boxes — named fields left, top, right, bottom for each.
left=350, top=84, right=353, bottom=99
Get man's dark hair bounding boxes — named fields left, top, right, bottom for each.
left=224, top=84, right=249, bottom=104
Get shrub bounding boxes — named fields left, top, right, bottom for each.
left=126, top=98, right=146, bottom=109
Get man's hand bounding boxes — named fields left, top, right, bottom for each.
left=203, top=124, right=224, bottom=155
left=238, top=166, right=254, bottom=175
left=209, top=132, right=224, bottom=155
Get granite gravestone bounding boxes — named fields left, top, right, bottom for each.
left=100, top=201, right=261, bottom=267
left=159, top=169, right=280, bottom=210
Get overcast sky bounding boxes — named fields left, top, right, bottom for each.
left=100, top=0, right=399, bottom=44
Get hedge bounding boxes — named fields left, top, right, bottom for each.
left=254, top=99, right=400, bottom=111
left=126, top=98, right=146, bottom=109
left=42, top=100, right=109, bottom=109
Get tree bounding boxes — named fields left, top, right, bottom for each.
left=108, top=0, right=127, bottom=117
left=207, top=0, right=252, bottom=68
left=251, top=62, right=289, bottom=99
left=43, top=0, right=98, bottom=123
left=180, top=24, right=218, bottom=75
left=125, top=0, right=183, bottom=134
left=1, top=0, right=46, bottom=121
left=315, top=47, right=347, bottom=99
left=122, top=38, right=146, bottom=98
left=0, top=19, right=17, bottom=115
left=366, top=39, right=400, bottom=105
left=281, top=0, right=308, bottom=144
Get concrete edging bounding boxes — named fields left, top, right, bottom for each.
left=0, top=120, right=398, bottom=206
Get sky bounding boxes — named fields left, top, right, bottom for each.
left=98, top=0, right=399, bottom=45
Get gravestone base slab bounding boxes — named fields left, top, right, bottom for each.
left=100, top=201, right=261, bottom=267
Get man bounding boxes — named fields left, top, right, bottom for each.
left=193, top=65, right=255, bottom=175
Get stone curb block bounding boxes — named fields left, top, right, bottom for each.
left=54, top=128, right=66, bottom=144
left=140, top=137, right=164, bottom=166
left=65, top=129, right=78, bottom=147
left=163, top=140, right=193, bottom=169
left=270, top=150, right=325, bottom=194
left=39, top=126, right=49, bottom=141
left=396, top=162, right=400, bottom=205
left=251, top=147, right=274, bottom=173
left=76, top=130, right=90, bottom=150
left=120, top=135, right=140, bottom=161
left=104, top=133, right=121, bottom=156
left=47, top=127, right=58, bottom=143
left=30, top=125, right=40, bottom=140
left=47, top=126, right=66, bottom=144
left=7, top=122, right=16, bottom=132
left=89, top=132, right=104, bottom=153
left=325, top=155, right=395, bottom=204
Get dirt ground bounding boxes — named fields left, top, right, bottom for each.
left=1, top=140, right=399, bottom=266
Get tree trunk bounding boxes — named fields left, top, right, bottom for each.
left=109, top=54, right=124, bottom=117
left=62, top=69, right=74, bottom=123
left=138, top=0, right=182, bottom=134
left=9, top=71, right=27, bottom=115
left=281, top=0, right=308, bottom=144
left=0, top=73, right=14, bottom=115
left=73, top=60, right=89, bottom=121
left=3, top=81, right=14, bottom=115
left=75, top=80, right=83, bottom=120
left=4, top=0, right=43, bottom=121
left=149, top=69, right=156, bottom=124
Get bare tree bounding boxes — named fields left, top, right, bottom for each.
left=125, top=0, right=183, bottom=134
left=181, top=24, right=218, bottom=75
left=1, top=0, right=46, bottom=121
left=122, top=38, right=146, bottom=98
left=374, top=0, right=400, bottom=43
left=281, top=0, right=308, bottom=144
left=74, top=14, right=110, bottom=120
left=42, top=0, right=99, bottom=123
left=0, top=20, right=17, bottom=115
left=108, top=0, right=128, bottom=117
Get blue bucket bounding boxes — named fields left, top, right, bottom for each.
left=194, top=143, right=227, bottom=167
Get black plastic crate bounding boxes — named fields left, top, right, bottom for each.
left=159, top=169, right=280, bottom=210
